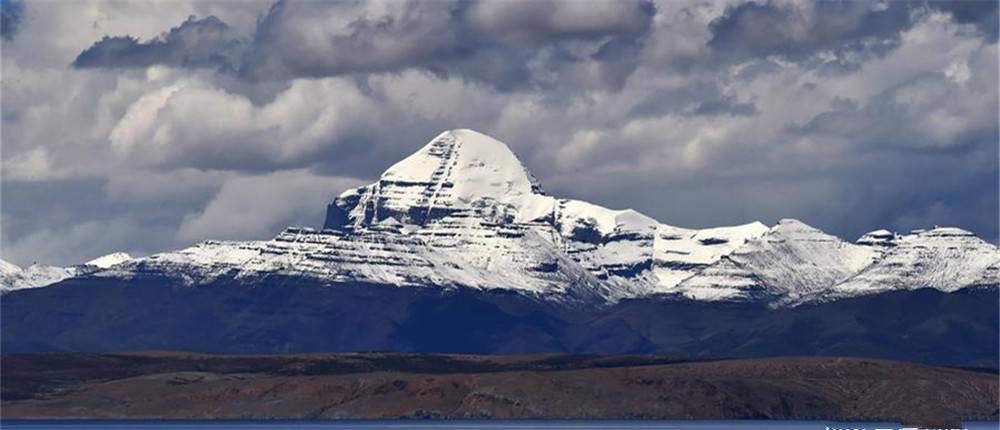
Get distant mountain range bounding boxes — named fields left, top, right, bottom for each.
left=2, top=129, right=997, bottom=364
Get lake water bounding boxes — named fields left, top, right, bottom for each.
left=2, top=421, right=997, bottom=430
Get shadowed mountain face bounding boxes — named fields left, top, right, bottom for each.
left=2, top=277, right=996, bottom=368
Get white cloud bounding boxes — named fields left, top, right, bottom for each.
left=2, top=217, right=151, bottom=267
left=3, top=147, right=56, bottom=181
left=1, top=0, right=996, bottom=265
left=1, top=1, right=267, bottom=68
left=944, top=57, right=971, bottom=85
left=177, top=170, right=363, bottom=242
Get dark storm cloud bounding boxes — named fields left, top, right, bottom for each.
left=72, top=0, right=655, bottom=92
left=241, top=0, right=467, bottom=80
left=1, top=0, right=23, bottom=41
left=707, top=1, right=998, bottom=62
left=73, top=15, right=245, bottom=70
left=777, top=62, right=999, bottom=241
left=247, top=0, right=654, bottom=91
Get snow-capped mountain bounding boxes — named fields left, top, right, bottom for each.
left=825, top=227, right=1000, bottom=299
left=19, top=129, right=1000, bottom=305
left=669, top=219, right=880, bottom=303
left=0, top=253, right=133, bottom=292
left=96, top=130, right=777, bottom=303
left=4, top=129, right=998, bottom=361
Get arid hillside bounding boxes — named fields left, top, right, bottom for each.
left=2, top=352, right=997, bottom=427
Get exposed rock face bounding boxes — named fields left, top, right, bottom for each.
left=856, top=229, right=899, bottom=248
left=25, top=129, right=1000, bottom=305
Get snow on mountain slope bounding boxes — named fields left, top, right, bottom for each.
left=826, top=227, right=1000, bottom=298
left=555, top=200, right=659, bottom=238
left=327, top=129, right=554, bottom=229
left=0, top=258, right=21, bottom=275
left=84, top=252, right=132, bottom=268
left=1, top=252, right=136, bottom=292
left=0, top=264, right=79, bottom=292
left=673, top=219, right=879, bottom=302
left=971, top=261, right=1000, bottom=288
left=101, top=225, right=608, bottom=303
left=651, top=222, right=770, bottom=291
left=320, top=129, right=772, bottom=300
left=0, top=256, right=77, bottom=292
left=547, top=199, right=662, bottom=297
left=0, top=259, right=23, bottom=291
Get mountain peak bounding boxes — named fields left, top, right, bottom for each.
left=771, top=218, right=820, bottom=234
left=327, top=129, right=552, bottom=228
left=84, top=252, right=133, bottom=269
left=381, top=129, right=544, bottom=200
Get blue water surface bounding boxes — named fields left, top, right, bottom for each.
left=2, top=420, right=997, bottom=430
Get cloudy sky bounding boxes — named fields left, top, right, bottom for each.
left=1, top=0, right=997, bottom=266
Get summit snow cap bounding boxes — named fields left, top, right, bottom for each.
left=382, top=129, right=545, bottom=202
left=330, top=129, right=556, bottom=228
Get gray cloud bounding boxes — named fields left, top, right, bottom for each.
left=628, top=81, right=758, bottom=118
left=708, top=1, right=907, bottom=59
left=71, top=0, right=656, bottom=92
left=177, top=170, right=363, bottom=242
left=1, top=175, right=218, bottom=265
left=794, top=51, right=998, bottom=154
left=73, top=15, right=245, bottom=70
left=247, top=0, right=655, bottom=89
left=707, top=1, right=998, bottom=63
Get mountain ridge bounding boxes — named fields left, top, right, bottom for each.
left=2, top=129, right=997, bottom=364
left=2, top=129, right=997, bottom=306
